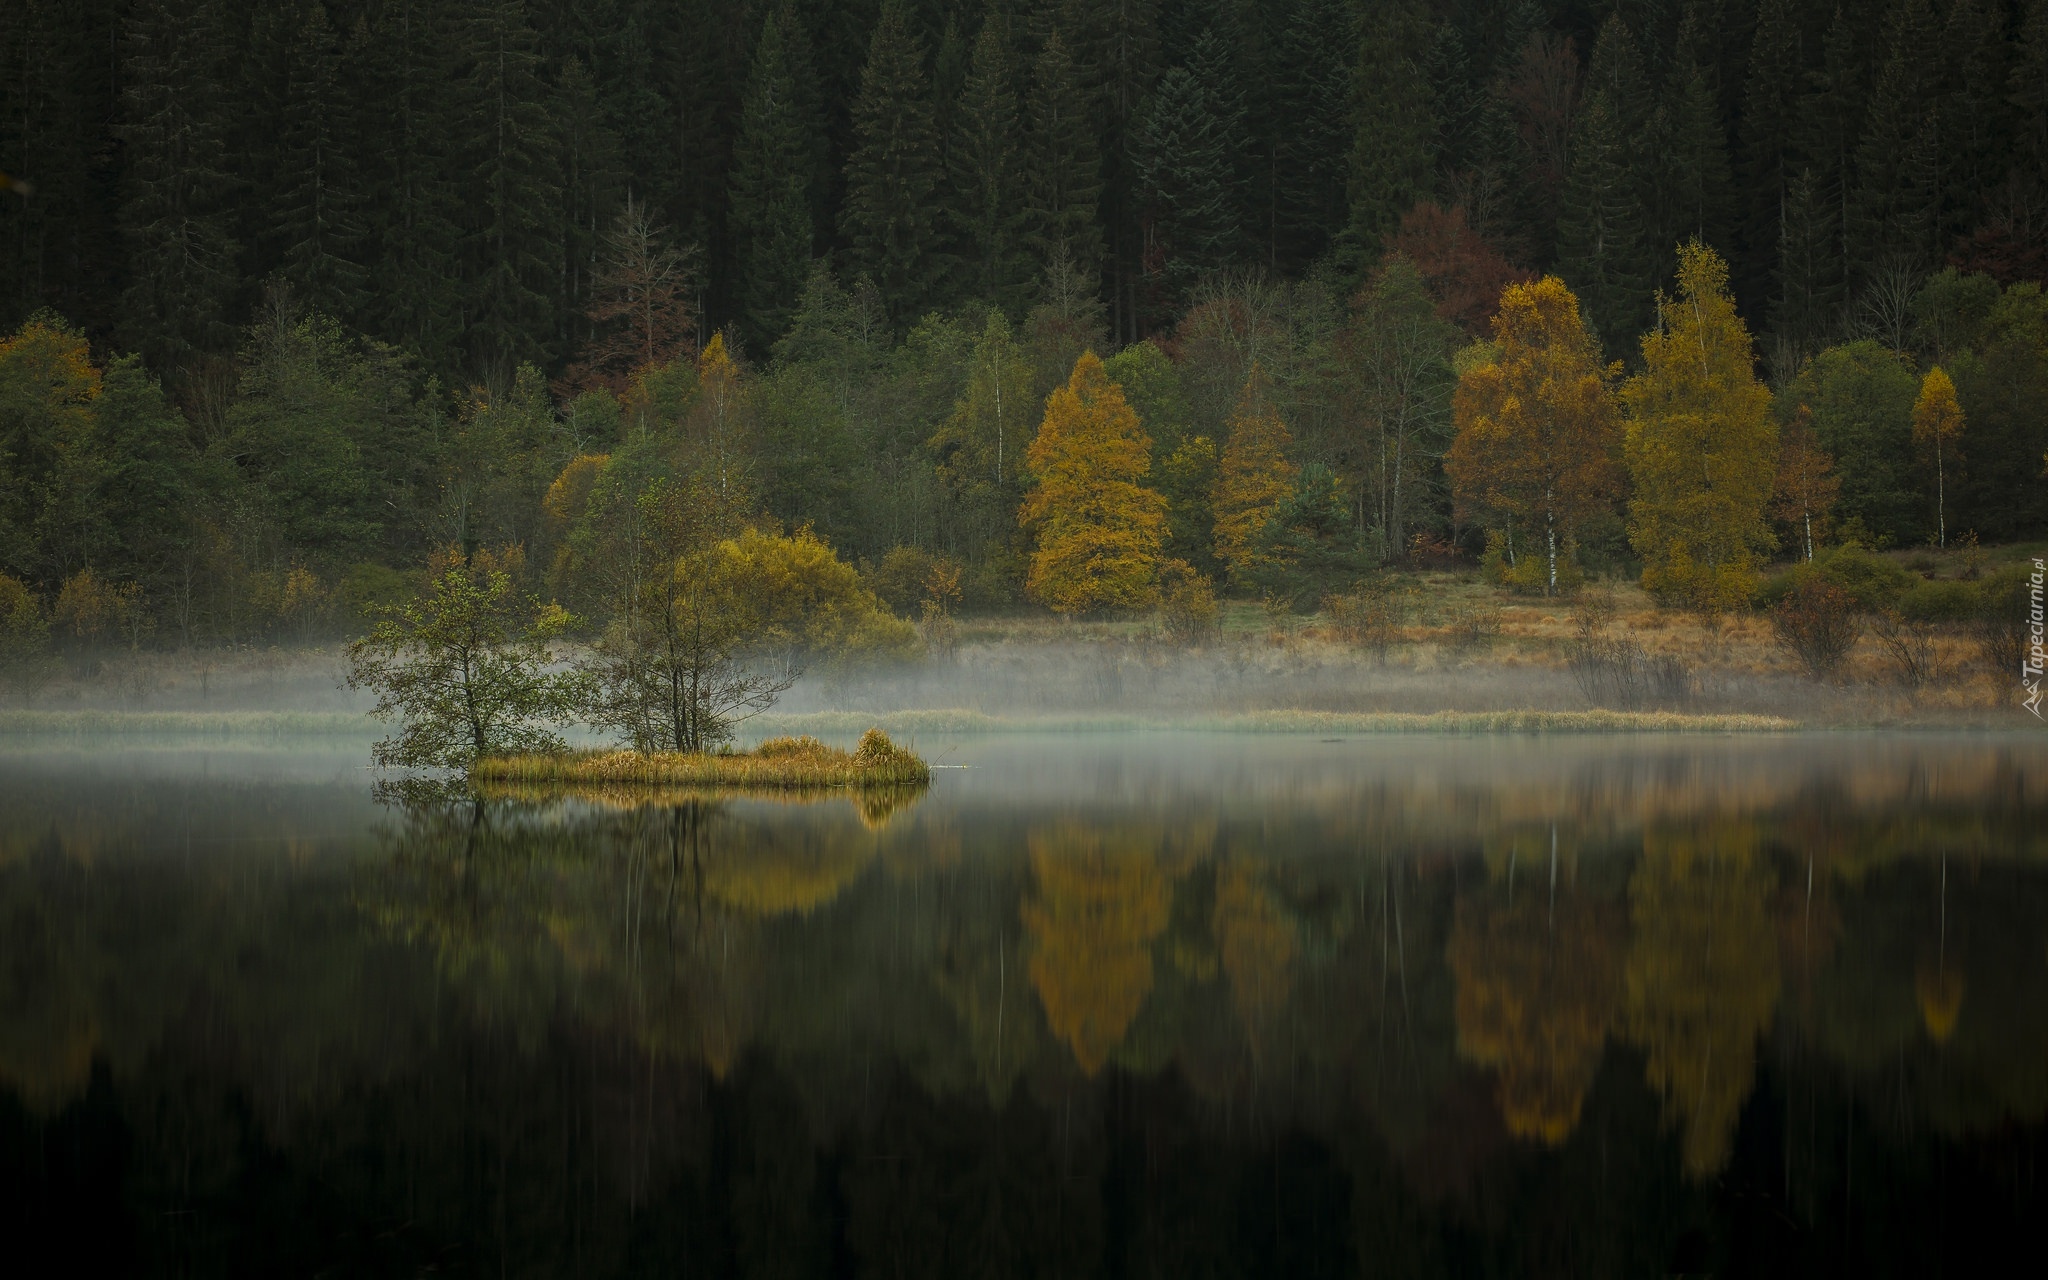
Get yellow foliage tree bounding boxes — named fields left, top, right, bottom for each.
left=1911, top=367, right=1965, bottom=548
left=1449, top=882, right=1625, bottom=1146
left=1622, top=242, right=1778, bottom=611
left=1022, top=824, right=1171, bottom=1073
left=1019, top=352, right=1168, bottom=614
left=1623, top=821, right=1781, bottom=1178
left=1212, top=861, right=1299, bottom=1049
left=1446, top=277, right=1621, bottom=597
left=1211, top=366, right=1297, bottom=589
left=688, top=331, right=749, bottom=494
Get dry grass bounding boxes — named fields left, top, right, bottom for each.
left=472, top=728, right=931, bottom=790
left=755, top=708, right=1795, bottom=734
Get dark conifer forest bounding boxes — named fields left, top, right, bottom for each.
left=2, top=0, right=2045, bottom=644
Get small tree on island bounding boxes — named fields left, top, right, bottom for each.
left=584, top=476, right=794, bottom=753
left=346, top=547, right=585, bottom=768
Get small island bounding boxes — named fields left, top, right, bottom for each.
left=471, top=728, right=930, bottom=792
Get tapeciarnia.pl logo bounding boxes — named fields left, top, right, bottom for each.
left=2026, top=558, right=2045, bottom=718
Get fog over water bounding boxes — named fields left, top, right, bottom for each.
left=3, top=730, right=2044, bottom=1274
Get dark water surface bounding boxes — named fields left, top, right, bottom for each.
left=3, top=732, right=2045, bottom=1276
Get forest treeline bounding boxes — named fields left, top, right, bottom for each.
left=2, top=0, right=2046, bottom=652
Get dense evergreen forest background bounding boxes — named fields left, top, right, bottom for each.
left=2, top=0, right=2045, bottom=644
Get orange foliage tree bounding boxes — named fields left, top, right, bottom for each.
left=1446, top=275, right=1621, bottom=596
left=1770, top=405, right=1839, bottom=562
left=1019, top=352, right=1168, bottom=614
left=1389, top=201, right=1533, bottom=334
left=1022, top=824, right=1172, bottom=1074
left=1911, top=366, right=1965, bottom=548
left=1210, top=365, right=1297, bottom=590
left=562, top=198, right=698, bottom=395
left=1622, top=242, right=1778, bottom=611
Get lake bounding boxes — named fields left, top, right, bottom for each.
left=3, top=732, right=2044, bottom=1275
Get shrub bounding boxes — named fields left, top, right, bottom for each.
left=1869, top=610, right=1941, bottom=688
left=1324, top=579, right=1405, bottom=661
left=1897, top=578, right=1980, bottom=623
left=1482, top=528, right=1583, bottom=595
left=1772, top=578, right=1860, bottom=680
left=1969, top=568, right=2030, bottom=676
left=867, top=545, right=938, bottom=616
left=1158, top=559, right=1219, bottom=646
left=1440, top=603, right=1502, bottom=652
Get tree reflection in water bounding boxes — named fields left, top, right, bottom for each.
left=3, top=739, right=2047, bottom=1273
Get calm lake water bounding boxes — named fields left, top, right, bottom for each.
left=3, top=732, right=2044, bottom=1276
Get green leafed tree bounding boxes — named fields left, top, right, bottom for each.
left=346, top=546, right=583, bottom=768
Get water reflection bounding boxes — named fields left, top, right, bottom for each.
left=2, top=735, right=2045, bottom=1273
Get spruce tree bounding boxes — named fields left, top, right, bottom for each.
left=1796, top=7, right=1866, bottom=313
left=1940, top=0, right=2011, bottom=233
left=118, top=0, right=241, bottom=381
left=276, top=4, right=369, bottom=321
left=1737, top=0, right=1800, bottom=303
left=948, top=15, right=1032, bottom=315
left=1273, top=0, right=1355, bottom=271
left=1091, top=0, right=1162, bottom=344
left=1132, top=33, right=1242, bottom=300
left=1773, top=166, right=1844, bottom=359
left=1851, top=0, right=1942, bottom=278
left=1343, top=0, right=1434, bottom=263
left=556, top=56, right=624, bottom=359
left=1556, top=92, right=1652, bottom=358
left=456, top=0, right=561, bottom=380
left=1650, top=35, right=1733, bottom=264
left=2015, top=0, right=2048, bottom=182
left=1024, top=28, right=1105, bottom=289
left=357, top=0, right=463, bottom=373
left=840, top=0, right=946, bottom=326
left=730, top=9, right=815, bottom=348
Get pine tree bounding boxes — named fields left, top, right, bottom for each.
left=2015, top=0, right=2048, bottom=181
left=456, top=0, right=562, bottom=379
left=1020, top=351, right=1167, bottom=614
left=555, top=57, right=624, bottom=359
left=355, top=0, right=463, bottom=373
left=1343, top=0, right=1434, bottom=263
left=1650, top=40, right=1733, bottom=268
left=1737, top=0, right=1802, bottom=304
left=275, top=4, right=368, bottom=320
left=948, top=14, right=1032, bottom=314
left=840, top=0, right=946, bottom=326
left=118, top=0, right=241, bottom=382
left=1940, top=0, right=2011, bottom=235
left=1272, top=0, right=1355, bottom=271
left=0, top=0, right=119, bottom=334
left=729, top=8, right=814, bottom=348
left=1131, top=27, right=1243, bottom=301
left=1851, top=0, right=1942, bottom=279
left=1091, top=0, right=1162, bottom=344
left=1556, top=92, right=1652, bottom=357
left=1024, top=28, right=1105, bottom=290
left=1772, top=167, right=1844, bottom=360
left=1796, top=7, right=1866, bottom=316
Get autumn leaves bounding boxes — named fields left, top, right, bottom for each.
left=1451, top=242, right=1827, bottom=609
